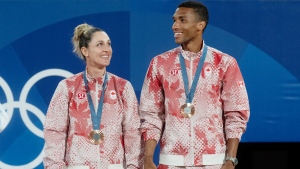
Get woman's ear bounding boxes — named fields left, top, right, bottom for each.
left=81, top=47, right=88, bottom=57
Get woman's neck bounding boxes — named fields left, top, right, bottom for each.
left=87, top=66, right=106, bottom=78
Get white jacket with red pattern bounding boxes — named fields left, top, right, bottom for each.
left=140, top=44, right=250, bottom=166
left=44, top=71, right=143, bottom=169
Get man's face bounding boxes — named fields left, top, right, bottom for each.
left=172, top=7, right=200, bottom=45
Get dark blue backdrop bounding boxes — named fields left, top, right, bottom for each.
left=0, top=0, right=299, bottom=168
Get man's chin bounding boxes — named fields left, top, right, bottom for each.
left=174, top=40, right=182, bottom=44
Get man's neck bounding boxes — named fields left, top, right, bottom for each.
left=182, top=40, right=203, bottom=53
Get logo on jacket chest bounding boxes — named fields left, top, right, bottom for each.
left=109, top=90, right=117, bottom=100
left=204, top=65, right=212, bottom=77
left=171, top=68, right=179, bottom=76
left=77, top=92, right=86, bottom=99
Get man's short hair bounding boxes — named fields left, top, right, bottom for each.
left=178, top=0, right=209, bottom=25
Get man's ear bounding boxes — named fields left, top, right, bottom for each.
left=81, top=47, right=88, bottom=57
left=197, top=21, right=206, bottom=32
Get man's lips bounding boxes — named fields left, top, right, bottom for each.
left=174, top=32, right=182, bottom=38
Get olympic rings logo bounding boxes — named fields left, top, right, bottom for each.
left=0, top=69, right=73, bottom=169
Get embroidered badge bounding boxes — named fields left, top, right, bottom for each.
left=171, top=68, right=179, bottom=76
left=237, top=81, right=245, bottom=87
left=109, top=90, right=117, bottom=100
left=204, top=66, right=212, bottom=77
left=77, top=92, right=86, bottom=99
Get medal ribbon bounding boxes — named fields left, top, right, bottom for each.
left=83, top=71, right=108, bottom=130
left=180, top=45, right=207, bottom=103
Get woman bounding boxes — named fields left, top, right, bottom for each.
left=43, top=23, right=143, bottom=169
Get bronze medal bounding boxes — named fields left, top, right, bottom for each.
left=89, top=130, right=104, bottom=145
left=180, top=103, right=195, bottom=118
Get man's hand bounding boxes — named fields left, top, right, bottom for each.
left=143, top=139, right=158, bottom=169
left=221, top=160, right=235, bottom=169
left=144, top=156, right=157, bottom=169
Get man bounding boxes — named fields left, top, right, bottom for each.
left=0, top=103, right=8, bottom=132
left=140, top=1, right=250, bottom=169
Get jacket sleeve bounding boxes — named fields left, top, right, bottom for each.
left=139, top=57, right=165, bottom=143
left=43, top=81, right=69, bottom=169
left=122, top=82, right=144, bottom=169
left=222, top=57, right=250, bottom=140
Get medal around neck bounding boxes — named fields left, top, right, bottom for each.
left=83, top=71, right=108, bottom=145
left=180, top=103, right=195, bottom=118
left=179, top=45, right=207, bottom=119
left=89, top=130, right=104, bottom=145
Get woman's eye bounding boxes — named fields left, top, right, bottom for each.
left=96, top=42, right=111, bottom=47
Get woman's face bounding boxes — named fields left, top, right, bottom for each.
left=82, top=31, right=112, bottom=69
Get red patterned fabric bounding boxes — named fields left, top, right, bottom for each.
left=158, top=164, right=223, bottom=169
left=44, top=71, right=143, bottom=169
left=140, top=44, right=250, bottom=167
